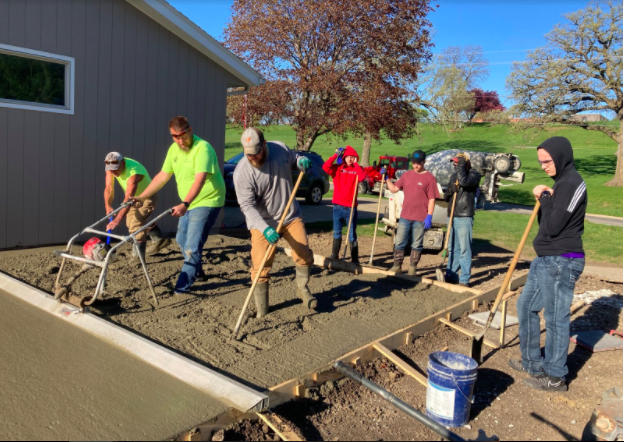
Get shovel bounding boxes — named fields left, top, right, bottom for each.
left=368, top=173, right=386, bottom=266
left=436, top=181, right=459, bottom=282
left=231, top=171, right=306, bottom=341
left=341, top=177, right=360, bottom=260
left=471, top=201, right=541, bottom=364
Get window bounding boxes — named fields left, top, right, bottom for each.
left=0, top=44, right=74, bottom=114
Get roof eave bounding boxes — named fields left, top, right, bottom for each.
left=127, top=0, right=265, bottom=88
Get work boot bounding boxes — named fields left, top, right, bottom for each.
left=389, top=249, right=405, bottom=274
left=147, top=226, right=172, bottom=256
left=254, top=282, right=270, bottom=319
left=131, top=241, right=147, bottom=265
left=329, top=238, right=342, bottom=260
left=295, top=265, right=318, bottom=310
left=350, top=241, right=360, bottom=265
left=407, top=250, right=422, bottom=276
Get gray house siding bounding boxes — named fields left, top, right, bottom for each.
left=0, top=0, right=238, bottom=249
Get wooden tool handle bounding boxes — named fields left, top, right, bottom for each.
left=368, top=174, right=386, bottom=264
left=342, top=177, right=360, bottom=259
left=232, top=171, right=306, bottom=340
left=482, top=201, right=541, bottom=332
left=443, top=191, right=458, bottom=251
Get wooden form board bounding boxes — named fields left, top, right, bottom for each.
left=267, top=272, right=528, bottom=408
left=280, top=248, right=482, bottom=295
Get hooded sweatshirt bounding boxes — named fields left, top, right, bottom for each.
left=533, top=137, right=587, bottom=257
left=323, top=146, right=366, bottom=208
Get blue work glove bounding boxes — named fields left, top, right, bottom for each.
left=297, top=157, right=313, bottom=172
left=336, top=148, right=346, bottom=165
left=424, top=214, right=433, bottom=230
left=263, top=227, right=281, bottom=245
left=380, top=167, right=387, bottom=176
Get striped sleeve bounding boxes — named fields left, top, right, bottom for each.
left=567, top=182, right=587, bottom=213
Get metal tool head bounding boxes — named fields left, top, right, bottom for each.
left=470, top=336, right=484, bottom=365
left=436, top=268, right=446, bottom=283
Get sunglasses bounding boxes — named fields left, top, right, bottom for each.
left=172, top=127, right=191, bottom=139
left=105, top=160, right=120, bottom=165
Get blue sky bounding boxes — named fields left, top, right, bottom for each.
left=169, top=0, right=593, bottom=108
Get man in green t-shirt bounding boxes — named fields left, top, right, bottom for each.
left=132, top=116, right=225, bottom=294
left=104, top=152, right=171, bottom=263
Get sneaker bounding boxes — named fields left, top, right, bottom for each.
left=523, top=375, right=568, bottom=392
left=508, top=359, right=544, bottom=378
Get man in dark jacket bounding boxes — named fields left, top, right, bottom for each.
left=510, top=136, right=587, bottom=392
left=443, top=153, right=481, bottom=287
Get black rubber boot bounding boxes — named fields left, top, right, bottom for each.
left=132, top=241, right=147, bottom=265
left=408, top=250, right=422, bottom=276
left=296, top=265, right=318, bottom=310
left=254, top=282, right=270, bottom=319
left=147, top=226, right=172, bottom=256
left=389, top=249, right=405, bottom=273
left=329, top=238, right=342, bottom=260
left=350, top=241, right=360, bottom=265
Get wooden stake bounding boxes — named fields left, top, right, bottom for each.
left=499, top=300, right=508, bottom=347
left=405, top=332, right=413, bottom=346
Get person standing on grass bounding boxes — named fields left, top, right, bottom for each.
left=234, top=127, right=317, bottom=319
left=103, top=152, right=171, bottom=263
left=510, top=136, right=587, bottom=392
left=443, top=152, right=481, bottom=288
left=385, top=150, right=439, bottom=275
left=132, top=116, right=226, bottom=295
left=323, top=146, right=367, bottom=263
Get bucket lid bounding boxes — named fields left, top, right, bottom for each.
left=429, top=351, right=478, bottom=376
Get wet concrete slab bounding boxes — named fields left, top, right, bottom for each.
left=0, top=289, right=229, bottom=441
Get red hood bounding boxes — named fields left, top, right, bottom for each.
left=343, top=146, right=359, bottom=162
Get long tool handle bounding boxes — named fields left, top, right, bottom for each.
left=442, top=189, right=458, bottom=260
left=368, top=174, right=386, bottom=265
left=231, top=171, right=306, bottom=340
left=106, top=217, right=113, bottom=246
left=478, top=201, right=541, bottom=336
left=342, top=177, right=360, bottom=260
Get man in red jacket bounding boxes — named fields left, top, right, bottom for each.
left=323, top=146, right=366, bottom=263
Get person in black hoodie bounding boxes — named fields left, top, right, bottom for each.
left=510, top=137, right=587, bottom=392
left=443, top=153, right=482, bottom=287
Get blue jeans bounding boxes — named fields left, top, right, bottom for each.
left=517, top=256, right=585, bottom=379
left=333, top=205, right=358, bottom=242
left=175, top=206, right=222, bottom=293
left=445, top=217, right=474, bottom=284
left=395, top=218, right=425, bottom=252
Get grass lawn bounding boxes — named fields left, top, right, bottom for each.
left=224, top=123, right=622, bottom=217
left=306, top=210, right=622, bottom=266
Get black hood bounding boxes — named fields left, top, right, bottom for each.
left=537, top=137, right=574, bottom=181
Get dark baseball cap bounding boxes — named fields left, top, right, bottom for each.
left=411, top=150, right=426, bottom=164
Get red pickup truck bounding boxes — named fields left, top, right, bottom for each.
left=360, top=155, right=410, bottom=194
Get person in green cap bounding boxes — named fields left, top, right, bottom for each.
left=132, top=116, right=226, bottom=294
left=104, top=152, right=171, bottom=263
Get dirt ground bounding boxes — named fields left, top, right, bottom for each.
left=0, top=230, right=621, bottom=441
left=220, top=231, right=623, bottom=441
left=0, top=235, right=472, bottom=389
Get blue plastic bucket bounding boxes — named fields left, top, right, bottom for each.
left=426, top=351, right=478, bottom=428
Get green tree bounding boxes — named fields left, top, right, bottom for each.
left=507, top=1, right=623, bottom=186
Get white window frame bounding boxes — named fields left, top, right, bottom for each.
left=0, top=43, right=75, bottom=115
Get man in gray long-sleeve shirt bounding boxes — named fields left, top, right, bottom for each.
left=234, top=127, right=317, bottom=319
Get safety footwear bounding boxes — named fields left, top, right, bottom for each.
left=147, top=227, right=172, bottom=255
left=390, top=249, right=405, bottom=274
left=524, top=375, right=568, bottom=392
left=350, top=241, right=360, bottom=265
left=508, top=359, right=544, bottom=378
left=254, top=282, right=270, bottom=319
left=330, top=238, right=342, bottom=260
left=296, top=265, right=318, bottom=310
left=407, top=250, right=422, bottom=276
left=131, top=241, right=147, bottom=265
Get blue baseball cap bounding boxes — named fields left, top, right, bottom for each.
left=411, top=150, right=426, bottom=164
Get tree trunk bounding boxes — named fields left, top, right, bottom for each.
left=606, top=120, right=623, bottom=187
left=360, top=132, right=373, bottom=167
